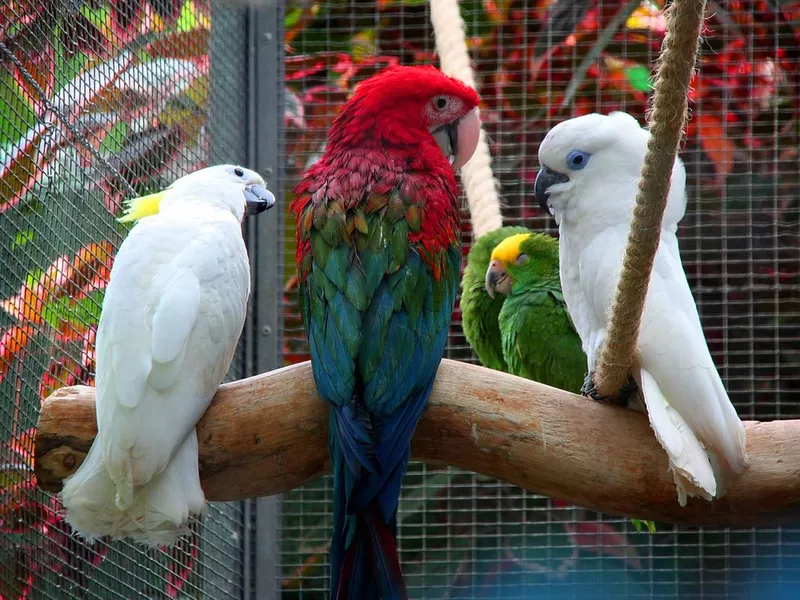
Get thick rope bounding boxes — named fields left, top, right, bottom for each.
left=593, top=0, right=708, bottom=398
left=429, top=0, right=504, bottom=238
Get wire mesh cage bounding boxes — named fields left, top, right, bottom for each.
left=3, top=0, right=800, bottom=598
left=1, top=1, right=254, bottom=597
left=278, top=0, right=800, bottom=599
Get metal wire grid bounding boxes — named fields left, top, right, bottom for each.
left=1, top=1, right=253, bottom=597
left=277, top=0, right=800, bottom=598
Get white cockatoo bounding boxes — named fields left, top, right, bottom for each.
left=60, top=165, right=275, bottom=546
left=533, top=111, right=748, bottom=506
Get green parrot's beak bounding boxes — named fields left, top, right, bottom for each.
left=485, top=259, right=511, bottom=298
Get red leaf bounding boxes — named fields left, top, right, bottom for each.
left=1, top=280, right=47, bottom=327
left=285, top=53, right=353, bottom=81
left=145, top=28, right=210, bottom=61
left=0, top=546, right=36, bottom=600
left=0, top=122, right=51, bottom=215
left=12, top=43, right=56, bottom=113
left=0, top=2, right=40, bottom=44
left=39, top=356, right=81, bottom=402
left=563, top=521, right=643, bottom=570
left=688, top=113, right=736, bottom=185
left=0, top=478, right=54, bottom=536
left=0, top=325, right=34, bottom=385
left=166, top=527, right=199, bottom=598
left=45, top=519, right=110, bottom=590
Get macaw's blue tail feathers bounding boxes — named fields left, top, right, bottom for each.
left=331, top=403, right=379, bottom=477
left=334, top=502, right=407, bottom=600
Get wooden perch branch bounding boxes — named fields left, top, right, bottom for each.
left=35, top=359, right=800, bottom=527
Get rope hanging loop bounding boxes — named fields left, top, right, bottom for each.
left=429, top=0, right=504, bottom=238
left=593, top=0, right=709, bottom=398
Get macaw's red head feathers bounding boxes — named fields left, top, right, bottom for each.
left=327, top=64, right=482, bottom=170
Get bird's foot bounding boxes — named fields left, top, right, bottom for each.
left=581, top=372, right=638, bottom=407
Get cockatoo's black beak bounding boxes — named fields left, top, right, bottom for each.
left=534, top=166, right=570, bottom=215
left=485, top=259, right=512, bottom=298
left=244, top=184, right=276, bottom=216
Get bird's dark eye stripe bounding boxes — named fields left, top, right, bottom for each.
left=234, top=167, right=244, bottom=177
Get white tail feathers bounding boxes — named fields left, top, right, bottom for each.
left=636, top=368, right=718, bottom=506
left=60, top=430, right=206, bottom=548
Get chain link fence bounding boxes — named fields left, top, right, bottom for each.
left=1, top=1, right=264, bottom=597
left=278, top=0, right=800, bottom=599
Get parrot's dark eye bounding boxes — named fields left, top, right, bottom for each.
left=434, top=96, right=448, bottom=111
left=516, top=253, right=529, bottom=265
left=234, top=167, right=245, bottom=177
left=567, top=150, right=590, bottom=170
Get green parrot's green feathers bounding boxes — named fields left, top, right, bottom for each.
left=489, top=231, right=586, bottom=394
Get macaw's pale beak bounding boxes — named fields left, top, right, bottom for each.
left=485, top=259, right=512, bottom=298
left=244, top=184, right=276, bottom=216
left=431, top=107, right=481, bottom=171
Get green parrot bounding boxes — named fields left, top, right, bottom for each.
left=483, top=231, right=586, bottom=394
left=462, top=228, right=586, bottom=393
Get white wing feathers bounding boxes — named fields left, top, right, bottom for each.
left=634, top=368, right=717, bottom=506
left=151, top=270, right=201, bottom=364
left=61, top=212, right=249, bottom=547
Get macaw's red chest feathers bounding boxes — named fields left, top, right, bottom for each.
left=293, top=154, right=460, bottom=280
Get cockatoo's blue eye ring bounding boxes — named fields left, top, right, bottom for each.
left=567, top=150, right=590, bottom=170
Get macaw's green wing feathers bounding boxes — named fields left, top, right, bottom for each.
left=460, top=226, right=531, bottom=372
left=351, top=248, right=460, bottom=518
left=499, top=285, right=587, bottom=394
left=294, top=177, right=461, bottom=600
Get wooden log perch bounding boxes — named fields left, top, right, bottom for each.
left=35, top=359, right=800, bottom=528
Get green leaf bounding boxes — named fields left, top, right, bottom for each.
left=80, top=5, right=109, bottom=29
left=41, top=290, right=105, bottom=330
left=11, top=229, right=35, bottom=251
left=631, top=518, right=656, bottom=534
left=626, top=65, right=654, bottom=92
left=99, top=121, right=128, bottom=155
left=285, top=7, right=304, bottom=28
left=25, top=269, right=44, bottom=290
left=0, top=71, right=36, bottom=152
left=177, top=1, right=200, bottom=32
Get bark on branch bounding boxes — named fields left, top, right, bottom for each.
left=34, top=359, right=800, bottom=527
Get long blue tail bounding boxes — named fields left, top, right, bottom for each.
left=329, top=412, right=409, bottom=600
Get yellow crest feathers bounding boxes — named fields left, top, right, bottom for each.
left=117, top=190, right=168, bottom=223
left=490, top=233, right=531, bottom=265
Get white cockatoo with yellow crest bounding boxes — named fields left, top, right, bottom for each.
left=60, top=165, right=275, bottom=547
left=534, top=111, right=748, bottom=507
